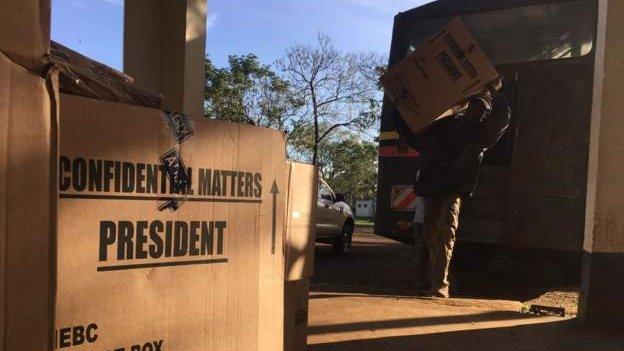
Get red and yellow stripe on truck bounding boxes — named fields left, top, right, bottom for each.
left=378, top=131, right=420, bottom=158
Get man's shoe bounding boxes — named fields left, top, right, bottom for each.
left=432, top=287, right=449, bottom=298
left=432, top=291, right=449, bottom=298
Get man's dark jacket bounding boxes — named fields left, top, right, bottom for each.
left=403, top=92, right=511, bottom=198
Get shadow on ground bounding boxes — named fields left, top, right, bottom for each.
left=307, top=229, right=624, bottom=350
left=308, top=310, right=524, bottom=336
left=308, top=318, right=624, bottom=351
left=311, top=227, right=579, bottom=306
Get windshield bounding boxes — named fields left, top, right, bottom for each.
left=318, top=181, right=335, bottom=201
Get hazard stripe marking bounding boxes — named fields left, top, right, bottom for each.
left=379, top=131, right=400, bottom=140
left=379, top=146, right=420, bottom=158
left=391, top=185, right=418, bottom=211
left=398, top=191, right=417, bottom=209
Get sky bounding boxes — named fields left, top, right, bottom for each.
left=51, top=0, right=431, bottom=70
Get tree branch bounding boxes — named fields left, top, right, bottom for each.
left=317, top=120, right=356, bottom=144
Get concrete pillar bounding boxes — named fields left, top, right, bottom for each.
left=123, top=0, right=207, bottom=118
left=579, top=0, right=624, bottom=325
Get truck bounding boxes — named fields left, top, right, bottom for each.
left=376, top=0, right=597, bottom=271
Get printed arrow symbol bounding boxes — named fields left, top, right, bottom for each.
left=271, top=180, right=279, bottom=254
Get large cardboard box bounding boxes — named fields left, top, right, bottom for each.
left=284, top=162, right=318, bottom=282
left=382, top=17, right=499, bottom=133
left=283, top=163, right=316, bottom=351
left=56, top=94, right=287, bottom=350
left=284, top=279, right=310, bottom=351
left=0, top=52, right=55, bottom=351
left=0, top=0, right=50, bottom=70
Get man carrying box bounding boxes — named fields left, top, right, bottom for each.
left=403, top=81, right=510, bottom=298
left=382, top=17, right=510, bottom=298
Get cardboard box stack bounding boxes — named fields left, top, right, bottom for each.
left=0, top=41, right=55, bottom=351
left=0, top=1, right=54, bottom=349
left=0, top=0, right=50, bottom=71
left=284, top=162, right=318, bottom=351
left=56, top=94, right=287, bottom=351
left=381, top=17, right=500, bottom=133
left=1, top=2, right=300, bottom=350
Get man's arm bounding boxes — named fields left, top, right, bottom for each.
left=396, top=116, right=442, bottom=160
left=476, top=91, right=511, bottom=151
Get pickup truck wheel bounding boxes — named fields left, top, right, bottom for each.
left=332, top=223, right=353, bottom=256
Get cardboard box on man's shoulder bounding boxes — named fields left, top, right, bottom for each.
left=381, top=17, right=499, bottom=133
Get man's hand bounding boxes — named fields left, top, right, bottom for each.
left=488, top=77, right=503, bottom=94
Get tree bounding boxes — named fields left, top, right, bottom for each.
left=204, top=54, right=303, bottom=133
left=277, top=33, right=385, bottom=164
left=316, top=132, right=378, bottom=205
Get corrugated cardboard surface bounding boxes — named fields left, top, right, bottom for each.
left=382, top=17, right=499, bottom=133
left=285, top=162, right=318, bottom=281
left=57, top=94, right=287, bottom=351
left=0, top=52, right=54, bottom=351
left=284, top=279, right=310, bottom=351
left=51, top=41, right=164, bottom=109
left=0, top=0, right=50, bottom=70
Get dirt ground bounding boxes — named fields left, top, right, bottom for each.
left=311, top=228, right=579, bottom=314
left=307, top=228, right=623, bottom=350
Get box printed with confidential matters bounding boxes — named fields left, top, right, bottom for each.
left=56, top=94, right=288, bottom=351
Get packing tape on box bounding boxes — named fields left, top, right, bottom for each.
left=157, top=112, right=194, bottom=211
left=164, top=111, right=194, bottom=143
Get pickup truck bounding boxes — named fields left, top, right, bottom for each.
left=316, top=179, right=354, bottom=256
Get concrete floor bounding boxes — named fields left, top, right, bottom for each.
left=307, top=230, right=624, bottom=351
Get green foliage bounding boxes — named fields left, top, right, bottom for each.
left=204, top=54, right=302, bottom=130
left=203, top=36, right=387, bottom=202
left=316, top=132, right=378, bottom=205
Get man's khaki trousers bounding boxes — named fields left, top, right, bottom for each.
left=417, top=195, right=462, bottom=297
